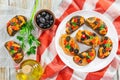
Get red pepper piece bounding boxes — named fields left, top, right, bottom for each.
left=103, top=40, right=107, bottom=44
left=81, top=34, right=86, bottom=39
left=66, top=22, right=71, bottom=27
left=74, top=56, right=80, bottom=63
left=87, top=59, right=91, bottom=63
left=74, top=18, right=78, bottom=23
left=89, top=52, right=94, bottom=57
left=7, top=22, right=10, bottom=27
left=64, top=40, right=67, bottom=45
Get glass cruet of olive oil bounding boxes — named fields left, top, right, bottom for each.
left=16, top=59, right=44, bottom=80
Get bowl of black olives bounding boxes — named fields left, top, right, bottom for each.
left=34, top=9, right=55, bottom=30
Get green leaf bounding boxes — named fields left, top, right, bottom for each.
left=21, top=43, right=26, bottom=49
left=20, top=27, right=26, bottom=35
left=105, top=43, right=111, bottom=48
left=72, top=22, right=77, bottom=26
left=86, top=53, right=91, bottom=59
left=90, top=36, right=93, bottom=39
left=35, top=40, right=40, bottom=46
left=17, top=36, right=23, bottom=41
left=10, top=50, right=15, bottom=55
left=27, top=46, right=36, bottom=55
left=65, top=44, right=71, bottom=49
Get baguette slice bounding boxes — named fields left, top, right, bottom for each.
left=5, top=41, right=24, bottom=63
left=7, top=15, right=27, bottom=36
left=66, top=16, right=85, bottom=34
left=73, top=48, right=96, bottom=66
left=76, top=30, right=100, bottom=47
left=59, top=34, right=79, bottom=56
left=98, top=36, right=112, bottom=59
left=86, top=17, right=108, bottom=36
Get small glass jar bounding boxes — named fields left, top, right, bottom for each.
left=16, top=59, right=43, bottom=80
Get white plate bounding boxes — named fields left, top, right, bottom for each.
left=55, top=10, right=118, bottom=72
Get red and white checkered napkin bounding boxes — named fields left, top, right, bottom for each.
left=36, top=0, right=120, bottom=80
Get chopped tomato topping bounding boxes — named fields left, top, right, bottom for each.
left=12, top=26, right=20, bottom=30
left=74, top=18, right=78, bottom=23
left=103, top=40, right=107, bottom=44
left=74, top=56, right=80, bottom=63
left=81, top=34, right=86, bottom=39
left=66, top=22, right=70, bottom=27
left=87, top=59, right=91, bottom=63
left=89, top=52, right=94, bottom=56
left=7, top=41, right=13, bottom=47
left=64, top=40, right=67, bottom=45
left=7, top=22, right=10, bottom=27
left=14, top=47, right=19, bottom=51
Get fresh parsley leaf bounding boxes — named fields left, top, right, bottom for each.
left=16, top=20, right=41, bottom=56
left=27, top=46, right=36, bottom=55
left=17, top=36, right=23, bottom=41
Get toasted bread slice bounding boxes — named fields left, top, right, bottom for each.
left=66, top=16, right=85, bottom=34
left=86, top=17, right=108, bottom=36
left=5, top=41, right=24, bottom=63
left=59, top=34, right=79, bottom=56
left=98, top=36, right=112, bottom=59
left=76, top=30, right=100, bottom=47
left=7, top=15, right=27, bottom=36
left=73, top=48, right=96, bottom=66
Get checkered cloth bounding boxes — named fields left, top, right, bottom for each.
left=36, top=0, right=120, bottom=80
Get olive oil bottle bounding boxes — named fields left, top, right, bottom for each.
left=16, top=59, right=43, bottom=80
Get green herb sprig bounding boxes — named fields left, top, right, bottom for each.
left=17, top=0, right=40, bottom=55
left=17, top=20, right=40, bottom=55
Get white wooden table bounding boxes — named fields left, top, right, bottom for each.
left=0, top=0, right=119, bottom=80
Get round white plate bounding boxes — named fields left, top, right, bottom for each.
left=55, top=10, right=118, bottom=72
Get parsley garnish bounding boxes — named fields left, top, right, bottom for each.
left=17, top=20, right=40, bottom=55
left=16, top=0, right=40, bottom=55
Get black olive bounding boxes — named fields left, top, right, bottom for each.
left=103, top=45, right=106, bottom=49
left=39, top=23, right=44, bottom=28
left=46, top=24, right=50, bottom=28
left=69, top=47, right=74, bottom=52
left=86, top=35, right=90, bottom=39
left=78, top=53, right=84, bottom=59
left=50, top=20, right=53, bottom=25
left=102, top=49, right=106, bottom=53
left=37, top=14, right=41, bottom=19
left=49, top=14, right=53, bottom=19
left=39, top=17, right=45, bottom=23
left=94, top=21, right=98, bottom=25
left=68, top=28, right=73, bottom=33
left=36, top=19, right=40, bottom=23
left=93, top=33, right=96, bottom=36
left=10, top=46, right=14, bottom=50
left=45, top=14, right=50, bottom=20
left=79, top=60, right=82, bottom=63
left=81, top=38, right=85, bottom=41
left=82, top=32, right=85, bottom=34
left=74, top=49, right=79, bottom=54
left=41, top=11, right=47, bottom=17
left=66, top=36, right=71, bottom=42
left=104, top=37, right=108, bottom=40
